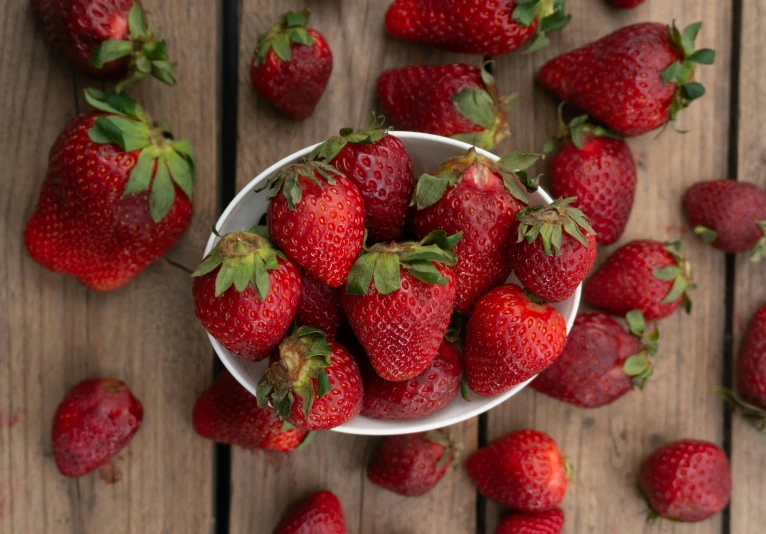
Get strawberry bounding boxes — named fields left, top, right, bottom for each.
left=295, top=273, right=344, bottom=340
left=384, top=0, right=570, bottom=55
left=24, top=89, right=195, bottom=291
left=609, top=0, right=646, bottom=6
left=192, top=369, right=310, bottom=452
left=684, top=179, right=766, bottom=260
left=310, top=116, right=415, bottom=243
left=377, top=63, right=515, bottom=150
left=52, top=378, right=143, bottom=477
left=274, top=490, right=347, bottom=534
left=366, top=429, right=459, bottom=497
left=257, top=327, right=363, bottom=431
left=411, top=148, right=540, bottom=313
left=341, top=231, right=459, bottom=381
left=509, top=197, right=597, bottom=303
left=583, top=240, right=695, bottom=320
left=262, top=160, right=365, bottom=288
left=639, top=439, right=731, bottom=523
left=539, top=22, right=715, bottom=136
left=30, top=1, right=175, bottom=90
left=496, top=509, right=564, bottom=534
left=465, top=284, right=567, bottom=396
left=249, top=9, right=332, bottom=120
left=532, top=311, right=660, bottom=408
left=466, top=429, right=570, bottom=512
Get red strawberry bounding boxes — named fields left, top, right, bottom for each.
left=532, top=311, right=660, bottom=408
left=192, top=369, right=310, bottom=452
left=24, top=89, right=194, bottom=291
left=30, top=1, right=175, bottom=89
left=274, top=490, right=347, bottom=534
left=263, top=160, right=365, bottom=288
left=496, top=509, right=565, bottom=534
left=509, top=197, right=597, bottom=303
left=583, top=240, right=695, bottom=320
left=466, top=429, right=570, bottom=512
left=465, top=284, right=567, bottom=396
left=366, top=429, right=459, bottom=497
left=52, top=378, right=143, bottom=477
left=249, top=9, right=332, bottom=120
left=362, top=340, right=463, bottom=420
left=639, top=439, right=731, bottom=523
left=310, top=116, right=415, bottom=243
left=384, top=0, right=570, bottom=56
left=539, top=22, right=715, bottom=136
left=412, top=148, right=539, bottom=313
left=684, top=179, right=766, bottom=260
left=192, top=229, right=302, bottom=361
left=341, top=232, right=459, bottom=381
left=257, top=328, right=363, bottom=430
left=295, top=273, right=344, bottom=340
left=609, top=0, right=646, bottom=7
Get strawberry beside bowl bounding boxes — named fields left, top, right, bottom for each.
left=203, top=132, right=580, bottom=436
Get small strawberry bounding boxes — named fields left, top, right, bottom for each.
left=341, top=232, right=459, bottom=381
left=274, top=490, right=347, bottom=534
left=24, top=89, right=195, bottom=291
left=249, top=9, right=332, bottom=120
left=295, top=273, right=344, bottom=340
left=609, top=0, right=646, bottom=6
left=509, top=197, right=597, bottom=303
left=257, top=327, right=363, bottom=431
left=496, top=509, right=565, bottom=534
left=262, top=160, right=365, bottom=288
left=52, top=378, right=143, bottom=477
left=532, top=311, right=660, bottom=408
left=310, top=116, right=415, bottom=243
left=684, top=179, right=766, bottom=260
left=639, top=439, right=731, bottom=523
left=465, top=284, right=567, bottom=396
left=193, top=369, right=310, bottom=452
left=466, top=429, right=570, bottom=512
left=539, top=22, right=715, bottom=136
left=583, top=240, right=695, bottom=320
left=366, top=428, right=460, bottom=497
left=412, top=148, right=540, bottom=313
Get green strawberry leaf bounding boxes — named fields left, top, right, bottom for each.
left=149, top=159, right=176, bottom=222
left=123, top=146, right=156, bottom=195
left=91, top=39, right=134, bottom=68
left=373, top=253, right=401, bottom=295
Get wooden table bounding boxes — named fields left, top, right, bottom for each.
left=1, top=0, right=762, bottom=532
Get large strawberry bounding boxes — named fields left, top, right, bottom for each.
left=411, top=148, right=540, bottom=313
left=310, top=116, right=415, bottom=243
left=274, top=490, right=347, bottom=534
left=496, top=509, right=564, bottom=534
left=24, top=89, right=195, bottom=291
left=250, top=9, right=332, bottom=120
left=539, top=22, right=715, bottom=136
left=341, top=232, right=459, bottom=381
left=295, top=273, right=344, bottom=340
left=31, top=1, right=175, bottom=90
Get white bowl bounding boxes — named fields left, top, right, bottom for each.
left=204, top=132, right=580, bottom=436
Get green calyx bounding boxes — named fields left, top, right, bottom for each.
left=309, top=114, right=390, bottom=162
left=515, top=197, right=595, bottom=256
left=258, top=160, right=344, bottom=211
left=694, top=225, right=717, bottom=245
left=255, top=9, right=314, bottom=65
left=424, top=428, right=462, bottom=470
left=750, top=221, right=766, bottom=262
left=512, top=0, right=571, bottom=53
left=543, top=103, right=622, bottom=154
left=715, top=386, right=766, bottom=433
left=84, top=88, right=195, bottom=222
left=344, top=231, right=461, bottom=296
left=622, top=310, right=660, bottom=389
left=652, top=241, right=695, bottom=314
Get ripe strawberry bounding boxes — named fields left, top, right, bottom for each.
left=609, top=0, right=646, bottom=7
left=192, top=369, right=310, bottom=452
left=639, top=439, right=731, bottom=523
left=509, top=198, right=597, bottom=303
left=532, top=311, right=660, bottom=408
left=466, top=429, right=570, bottom=512
left=192, top=229, right=302, bottom=361
left=377, top=63, right=515, bottom=150
left=262, top=160, right=365, bottom=288
left=274, top=490, right=347, bottom=534
left=249, top=9, right=332, bottom=120
left=384, top=0, right=570, bottom=55
left=465, top=284, right=567, bottom=396
left=496, top=509, right=565, bottom=534
left=341, top=232, right=459, bottom=381
left=684, top=179, right=766, bottom=260
left=30, top=1, right=175, bottom=89
left=310, top=116, right=415, bottom=243
left=257, top=327, right=363, bottom=430
left=295, top=273, right=344, bottom=340
left=24, top=89, right=195, bottom=291
left=412, top=148, right=540, bottom=313
left=539, top=22, right=715, bottom=136
left=367, top=429, right=459, bottom=497
left=52, top=378, right=143, bottom=477
left=583, top=240, right=695, bottom=320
